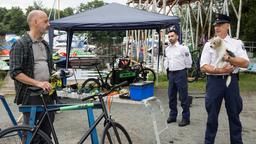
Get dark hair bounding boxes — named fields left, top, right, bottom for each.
left=168, top=30, right=179, bottom=35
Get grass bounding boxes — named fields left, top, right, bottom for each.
left=155, top=72, right=256, bottom=92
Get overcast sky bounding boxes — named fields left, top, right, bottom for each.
left=0, top=0, right=127, bottom=10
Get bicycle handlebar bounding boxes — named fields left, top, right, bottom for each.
left=81, top=81, right=129, bottom=101
left=28, top=87, right=49, bottom=95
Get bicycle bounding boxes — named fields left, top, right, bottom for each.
left=0, top=81, right=132, bottom=144
left=105, top=56, right=156, bottom=86
left=78, top=62, right=111, bottom=95
left=79, top=56, right=156, bottom=95
left=187, top=48, right=206, bottom=83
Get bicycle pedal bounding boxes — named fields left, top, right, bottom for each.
left=119, top=93, right=130, bottom=99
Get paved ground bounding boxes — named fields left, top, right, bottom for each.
left=0, top=89, right=256, bottom=144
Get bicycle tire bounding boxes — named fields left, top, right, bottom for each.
left=0, top=126, right=52, bottom=144
left=187, top=68, right=199, bottom=83
left=101, top=122, right=132, bottom=144
left=79, top=78, right=101, bottom=94
left=135, top=68, right=156, bottom=82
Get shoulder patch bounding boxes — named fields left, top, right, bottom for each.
left=185, top=52, right=189, bottom=57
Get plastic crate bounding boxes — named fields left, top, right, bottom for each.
left=129, top=81, right=154, bottom=101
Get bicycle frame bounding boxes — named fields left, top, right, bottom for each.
left=0, top=95, right=22, bottom=138
left=25, top=92, right=111, bottom=144
left=93, top=63, right=111, bottom=90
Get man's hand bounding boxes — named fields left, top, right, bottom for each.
left=201, top=64, right=234, bottom=74
left=223, top=53, right=231, bottom=62
left=221, top=64, right=234, bottom=73
left=36, top=81, right=52, bottom=92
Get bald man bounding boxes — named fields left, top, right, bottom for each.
left=10, top=10, right=55, bottom=143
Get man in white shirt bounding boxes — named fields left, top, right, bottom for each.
left=200, top=14, right=249, bottom=144
left=164, top=30, right=192, bottom=127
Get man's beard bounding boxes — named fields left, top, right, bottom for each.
left=169, top=40, right=176, bottom=45
left=39, top=27, right=48, bottom=35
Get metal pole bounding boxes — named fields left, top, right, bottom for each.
left=185, top=5, right=189, bottom=45
left=195, top=1, right=200, bottom=49
left=236, top=0, right=242, bottom=39
left=208, top=0, right=213, bottom=39
left=188, top=4, right=195, bottom=50
left=125, top=30, right=129, bottom=56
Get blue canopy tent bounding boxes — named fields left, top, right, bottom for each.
left=49, top=2, right=180, bottom=71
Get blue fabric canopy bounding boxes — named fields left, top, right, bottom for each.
left=50, top=3, right=180, bottom=31
left=49, top=3, right=180, bottom=70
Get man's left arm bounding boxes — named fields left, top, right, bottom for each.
left=224, top=41, right=249, bottom=68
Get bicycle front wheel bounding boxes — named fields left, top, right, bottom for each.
left=0, top=126, right=52, bottom=144
left=79, top=78, right=101, bottom=94
left=101, top=122, right=132, bottom=144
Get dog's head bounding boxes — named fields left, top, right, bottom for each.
left=210, top=37, right=222, bottom=49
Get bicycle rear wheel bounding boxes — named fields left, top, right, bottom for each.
left=135, top=68, right=156, bottom=82
left=0, top=126, right=52, bottom=144
left=101, top=122, right=132, bottom=144
left=187, top=67, right=199, bottom=83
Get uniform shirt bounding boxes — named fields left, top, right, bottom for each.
left=200, top=35, right=249, bottom=75
left=164, top=42, right=192, bottom=71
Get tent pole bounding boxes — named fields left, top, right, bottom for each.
left=66, top=30, right=73, bottom=69
left=48, top=27, right=54, bottom=50
left=157, top=29, right=161, bottom=73
left=125, top=30, right=129, bottom=56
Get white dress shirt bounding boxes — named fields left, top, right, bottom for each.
left=164, top=42, right=192, bottom=71
left=200, top=35, right=249, bottom=75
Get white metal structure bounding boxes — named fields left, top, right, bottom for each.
left=126, top=0, right=243, bottom=72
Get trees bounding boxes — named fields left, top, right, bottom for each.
left=2, top=7, right=27, bottom=35
left=77, top=0, right=125, bottom=55
left=77, top=0, right=105, bottom=13
left=235, top=0, right=256, bottom=41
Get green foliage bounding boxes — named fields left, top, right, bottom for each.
left=2, top=7, right=27, bottom=35
left=0, top=23, right=8, bottom=34
left=25, top=1, right=45, bottom=16
left=0, top=7, right=7, bottom=20
left=76, top=0, right=125, bottom=53
left=60, top=7, right=74, bottom=18
left=77, top=0, right=105, bottom=13
left=156, top=73, right=256, bottom=92
left=233, top=0, right=256, bottom=41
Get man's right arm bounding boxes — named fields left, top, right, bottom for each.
left=9, top=40, right=52, bottom=92
left=14, top=73, right=52, bottom=91
left=200, top=64, right=234, bottom=74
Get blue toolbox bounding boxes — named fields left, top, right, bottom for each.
left=129, top=81, right=154, bottom=101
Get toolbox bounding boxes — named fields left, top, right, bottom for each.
left=129, top=81, right=154, bottom=101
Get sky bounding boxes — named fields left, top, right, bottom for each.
left=0, top=0, right=127, bottom=10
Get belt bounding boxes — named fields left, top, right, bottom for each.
left=168, top=68, right=186, bottom=73
left=207, top=73, right=238, bottom=79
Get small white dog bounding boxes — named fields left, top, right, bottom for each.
left=210, top=37, right=235, bottom=87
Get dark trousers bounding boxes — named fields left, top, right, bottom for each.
left=205, top=75, right=243, bottom=144
left=23, top=95, right=55, bottom=143
left=168, top=69, right=190, bottom=120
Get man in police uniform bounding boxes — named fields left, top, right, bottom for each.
left=200, top=14, right=249, bottom=144
left=164, top=30, right=192, bottom=127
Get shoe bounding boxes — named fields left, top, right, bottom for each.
left=178, top=119, right=190, bottom=127
left=167, top=116, right=176, bottom=123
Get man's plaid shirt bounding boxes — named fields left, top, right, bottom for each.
left=9, top=33, right=53, bottom=105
